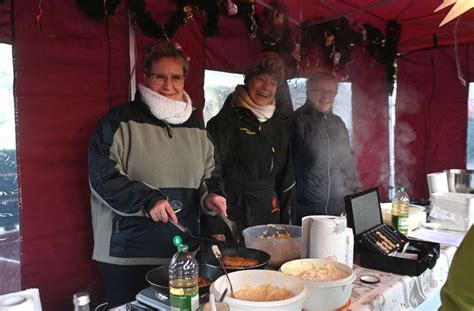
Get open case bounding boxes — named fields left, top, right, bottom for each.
left=345, top=188, right=440, bottom=276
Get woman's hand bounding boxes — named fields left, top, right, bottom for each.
left=204, top=193, right=227, bottom=217
left=149, top=200, right=178, bottom=223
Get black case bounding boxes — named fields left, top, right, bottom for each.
left=345, top=187, right=440, bottom=276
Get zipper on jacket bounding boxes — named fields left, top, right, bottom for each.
left=114, top=217, right=120, bottom=234
left=322, top=115, right=331, bottom=215
left=270, top=146, right=275, bottom=173
left=165, top=123, right=173, bottom=138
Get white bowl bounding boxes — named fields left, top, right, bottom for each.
left=280, top=259, right=355, bottom=311
left=210, top=269, right=309, bottom=311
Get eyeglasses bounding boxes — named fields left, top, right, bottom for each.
left=308, top=89, right=338, bottom=98
left=148, top=73, right=186, bottom=86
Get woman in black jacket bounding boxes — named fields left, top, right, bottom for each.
left=206, top=52, right=296, bottom=239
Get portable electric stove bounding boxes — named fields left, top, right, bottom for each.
left=136, top=287, right=209, bottom=310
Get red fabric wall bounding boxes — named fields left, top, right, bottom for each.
left=396, top=44, right=473, bottom=200
left=0, top=0, right=11, bottom=43
left=11, top=1, right=208, bottom=309
left=14, top=1, right=130, bottom=309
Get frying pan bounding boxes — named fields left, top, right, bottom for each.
left=200, top=246, right=271, bottom=272
left=146, top=264, right=223, bottom=297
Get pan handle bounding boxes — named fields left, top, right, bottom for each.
left=169, top=219, right=187, bottom=233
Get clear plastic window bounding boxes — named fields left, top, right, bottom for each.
left=0, top=43, right=21, bottom=293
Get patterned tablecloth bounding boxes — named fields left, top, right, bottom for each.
left=349, top=246, right=457, bottom=310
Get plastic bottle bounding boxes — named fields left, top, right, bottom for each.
left=392, top=186, right=410, bottom=234
left=169, top=235, right=199, bottom=311
left=73, top=292, right=90, bottom=311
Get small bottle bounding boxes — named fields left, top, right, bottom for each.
left=169, top=236, right=199, bottom=311
left=73, top=292, right=90, bottom=311
left=392, top=186, right=410, bottom=234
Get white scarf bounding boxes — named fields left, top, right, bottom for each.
left=138, top=83, right=192, bottom=124
left=234, top=85, right=276, bottom=122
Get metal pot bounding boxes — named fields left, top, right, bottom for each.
left=146, top=264, right=223, bottom=297
left=445, top=169, right=474, bottom=193
left=200, top=246, right=271, bottom=272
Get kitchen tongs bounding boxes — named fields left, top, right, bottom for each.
left=169, top=220, right=226, bottom=244
left=218, top=212, right=240, bottom=246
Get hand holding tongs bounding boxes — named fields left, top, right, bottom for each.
left=212, top=245, right=234, bottom=298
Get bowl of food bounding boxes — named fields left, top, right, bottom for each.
left=280, top=258, right=355, bottom=310
left=242, top=224, right=301, bottom=268
left=210, top=270, right=309, bottom=311
left=445, top=169, right=474, bottom=194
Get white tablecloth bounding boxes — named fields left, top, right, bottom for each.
left=350, top=246, right=457, bottom=310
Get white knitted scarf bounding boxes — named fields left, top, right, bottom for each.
left=234, top=85, right=276, bottom=122
left=138, top=83, right=192, bottom=124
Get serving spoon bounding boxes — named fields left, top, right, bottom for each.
left=212, top=245, right=235, bottom=298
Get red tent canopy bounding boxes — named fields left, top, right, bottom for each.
left=0, top=1, right=473, bottom=310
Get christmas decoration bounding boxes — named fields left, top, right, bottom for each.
left=435, top=0, right=474, bottom=26
left=75, top=0, right=121, bottom=20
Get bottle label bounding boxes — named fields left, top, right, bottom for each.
left=392, top=215, right=409, bottom=234
left=170, top=293, right=199, bottom=311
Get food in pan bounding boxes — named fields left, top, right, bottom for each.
left=234, top=284, right=294, bottom=301
left=285, top=262, right=349, bottom=281
left=198, top=276, right=211, bottom=288
left=221, top=255, right=259, bottom=268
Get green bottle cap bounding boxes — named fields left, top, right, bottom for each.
left=398, top=186, right=405, bottom=191
left=173, top=235, right=188, bottom=251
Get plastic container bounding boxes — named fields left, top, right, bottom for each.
left=210, top=270, right=308, bottom=311
left=242, top=225, right=301, bottom=268
left=392, top=187, right=410, bottom=234
left=280, top=258, right=355, bottom=311
left=169, top=236, right=199, bottom=311
left=380, top=203, right=426, bottom=231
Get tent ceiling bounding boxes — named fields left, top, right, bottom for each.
left=255, top=0, right=474, bottom=53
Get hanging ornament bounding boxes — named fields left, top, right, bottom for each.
left=226, top=0, right=238, bottom=16
left=248, top=3, right=258, bottom=40
left=183, top=5, right=194, bottom=25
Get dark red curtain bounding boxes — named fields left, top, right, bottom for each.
left=14, top=1, right=130, bottom=309
left=395, top=44, right=473, bottom=200
left=0, top=0, right=11, bottom=43
left=12, top=0, right=207, bottom=309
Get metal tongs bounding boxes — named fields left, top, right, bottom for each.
left=218, top=212, right=240, bottom=246
left=212, top=245, right=234, bottom=298
left=169, top=220, right=226, bottom=244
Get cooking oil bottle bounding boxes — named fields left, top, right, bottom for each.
left=169, top=235, right=199, bottom=311
left=392, top=186, right=410, bottom=234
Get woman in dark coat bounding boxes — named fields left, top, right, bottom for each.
left=206, top=52, right=296, bottom=239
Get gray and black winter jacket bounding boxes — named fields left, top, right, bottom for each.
left=292, top=101, right=359, bottom=221
left=88, top=93, right=224, bottom=265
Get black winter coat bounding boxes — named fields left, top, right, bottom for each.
left=206, top=93, right=296, bottom=236
left=292, top=101, right=359, bottom=221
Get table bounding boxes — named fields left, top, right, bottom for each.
left=350, top=246, right=457, bottom=310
